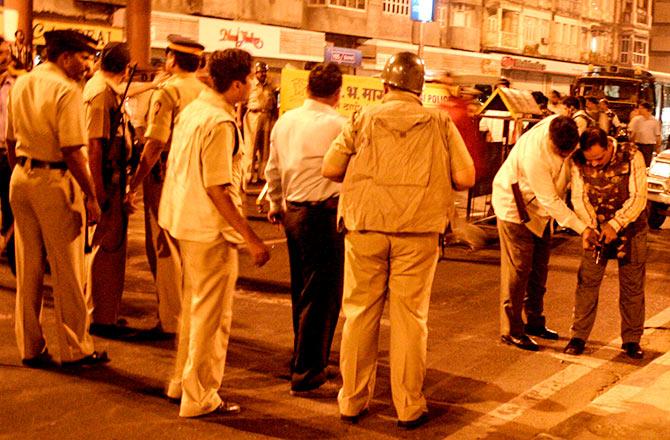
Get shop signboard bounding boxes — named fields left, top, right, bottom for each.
left=32, top=18, right=123, bottom=47
left=411, top=0, right=435, bottom=22
left=280, top=68, right=452, bottom=117
left=324, top=47, right=362, bottom=67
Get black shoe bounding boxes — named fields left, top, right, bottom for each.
left=563, top=338, right=586, bottom=355
left=501, top=334, right=539, bottom=351
left=133, top=325, right=176, bottom=341
left=397, top=412, right=428, bottom=430
left=622, top=342, right=643, bottom=359
left=89, top=323, right=138, bottom=339
left=61, top=350, right=110, bottom=367
left=525, top=325, right=559, bottom=340
left=290, top=381, right=339, bottom=398
left=340, top=408, right=369, bottom=425
left=197, top=401, right=241, bottom=417
left=22, top=349, right=54, bottom=368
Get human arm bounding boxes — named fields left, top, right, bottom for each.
left=570, top=160, right=599, bottom=249
left=206, top=184, right=269, bottom=266
left=445, top=119, right=475, bottom=190
left=602, top=150, right=647, bottom=243
left=62, top=146, right=101, bottom=224
left=265, top=125, right=284, bottom=224
left=322, top=114, right=357, bottom=182
left=202, top=121, right=269, bottom=265
left=523, top=140, right=588, bottom=235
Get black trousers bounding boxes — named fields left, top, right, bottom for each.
left=283, top=200, right=344, bottom=391
left=0, top=150, right=15, bottom=273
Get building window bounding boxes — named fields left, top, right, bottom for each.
left=451, top=4, right=474, bottom=28
left=619, top=36, right=631, bottom=64
left=382, top=0, right=409, bottom=15
left=308, top=0, right=366, bottom=9
left=633, top=38, right=647, bottom=65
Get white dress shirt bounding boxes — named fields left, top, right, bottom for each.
left=571, top=142, right=647, bottom=232
left=492, top=115, right=588, bottom=237
left=628, top=115, right=661, bottom=144
left=265, top=98, right=346, bottom=211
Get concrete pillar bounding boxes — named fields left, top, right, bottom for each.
left=4, top=0, right=33, bottom=45
left=126, top=0, right=151, bottom=69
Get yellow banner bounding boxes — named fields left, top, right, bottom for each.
left=280, top=68, right=454, bottom=117
left=32, top=19, right=124, bottom=47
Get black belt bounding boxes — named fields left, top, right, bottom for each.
left=18, top=156, right=67, bottom=170
left=249, top=109, right=271, bottom=113
left=288, top=197, right=339, bottom=210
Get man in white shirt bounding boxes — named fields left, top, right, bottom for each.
left=628, top=101, right=661, bottom=166
left=159, top=48, right=270, bottom=417
left=565, top=128, right=647, bottom=359
left=265, top=62, right=346, bottom=395
left=492, top=115, right=597, bottom=351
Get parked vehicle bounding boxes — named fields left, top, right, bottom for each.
left=647, top=149, right=670, bottom=229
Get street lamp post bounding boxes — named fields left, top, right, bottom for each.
left=410, top=0, right=435, bottom=59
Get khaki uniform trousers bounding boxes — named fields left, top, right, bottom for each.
left=165, top=236, right=238, bottom=417
left=338, top=230, right=439, bottom=422
left=143, top=174, right=181, bottom=332
left=242, top=110, right=260, bottom=181
left=10, top=164, right=94, bottom=362
left=86, top=178, right=127, bottom=325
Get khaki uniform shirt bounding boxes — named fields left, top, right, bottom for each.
left=330, top=90, right=473, bottom=233
left=7, top=62, right=87, bottom=161
left=158, top=89, right=244, bottom=244
left=247, top=79, right=276, bottom=112
left=83, top=70, right=116, bottom=142
left=144, top=72, right=207, bottom=145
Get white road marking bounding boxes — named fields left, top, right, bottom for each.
left=446, top=305, right=670, bottom=438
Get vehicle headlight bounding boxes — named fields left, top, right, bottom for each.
left=649, top=160, right=670, bottom=178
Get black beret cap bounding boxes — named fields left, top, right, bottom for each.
left=44, top=30, right=98, bottom=54
left=166, top=34, right=204, bottom=56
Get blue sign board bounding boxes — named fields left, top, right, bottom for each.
left=411, top=0, right=435, bottom=22
left=324, top=46, right=363, bottom=67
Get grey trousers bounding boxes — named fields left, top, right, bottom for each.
left=498, top=220, right=551, bottom=336
left=570, top=229, right=647, bottom=344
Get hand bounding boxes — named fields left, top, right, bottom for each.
left=124, top=189, right=138, bottom=215
left=85, top=196, right=101, bottom=225
left=247, top=237, right=270, bottom=267
left=581, top=227, right=599, bottom=250
left=267, top=207, right=283, bottom=225
left=599, top=223, right=618, bottom=244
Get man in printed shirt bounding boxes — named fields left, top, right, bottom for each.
left=82, top=42, right=131, bottom=338
left=7, top=30, right=107, bottom=367
left=492, top=115, right=598, bottom=352
left=127, top=35, right=207, bottom=338
left=565, top=127, right=647, bottom=359
left=265, top=62, right=346, bottom=396
left=159, top=49, right=270, bottom=417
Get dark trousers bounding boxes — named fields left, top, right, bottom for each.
left=498, top=220, right=551, bottom=336
left=0, top=150, right=15, bottom=273
left=636, top=143, right=655, bottom=167
left=283, top=200, right=344, bottom=391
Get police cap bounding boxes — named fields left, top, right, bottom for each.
left=44, top=30, right=98, bottom=55
left=166, top=34, right=204, bottom=56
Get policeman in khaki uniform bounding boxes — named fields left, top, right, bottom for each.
left=242, top=61, right=277, bottom=184
left=322, top=52, right=475, bottom=429
left=7, top=30, right=108, bottom=366
left=127, top=35, right=207, bottom=336
left=83, top=42, right=131, bottom=338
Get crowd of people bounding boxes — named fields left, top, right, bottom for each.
left=0, top=28, right=660, bottom=431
